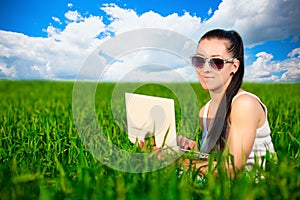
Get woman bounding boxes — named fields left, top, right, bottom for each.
left=177, top=29, right=275, bottom=171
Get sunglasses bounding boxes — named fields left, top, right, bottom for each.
left=191, top=55, right=237, bottom=70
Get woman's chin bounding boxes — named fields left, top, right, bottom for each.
left=199, top=80, right=209, bottom=90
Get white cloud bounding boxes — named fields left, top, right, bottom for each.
left=31, top=65, right=40, bottom=72
left=101, top=4, right=202, bottom=40
left=288, top=48, right=300, bottom=58
left=0, top=31, right=58, bottom=79
left=47, top=15, right=106, bottom=49
left=100, top=49, right=195, bottom=82
left=30, top=62, right=54, bottom=79
left=208, top=8, right=212, bottom=16
left=64, top=10, right=83, bottom=22
left=0, top=1, right=299, bottom=81
left=203, top=0, right=300, bottom=47
left=0, top=10, right=106, bottom=79
left=245, top=48, right=300, bottom=82
left=0, top=60, right=16, bottom=78
left=52, top=16, right=62, bottom=24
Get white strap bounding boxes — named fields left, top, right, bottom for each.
left=200, top=100, right=211, bottom=151
left=202, top=100, right=211, bottom=132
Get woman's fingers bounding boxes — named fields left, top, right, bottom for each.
left=177, top=135, right=188, bottom=147
left=177, top=135, right=183, bottom=145
left=185, top=140, right=199, bottom=151
left=184, top=140, right=194, bottom=150
left=137, top=133, right=161, bottom=153
left=177, top=135, right=199, bottom=151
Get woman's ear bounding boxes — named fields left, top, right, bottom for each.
left=231, top=60, right=240, bottom=74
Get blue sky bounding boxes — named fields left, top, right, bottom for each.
left=0, top=0, right=220, bottom=36
left=0, top=0, right=299, bottom=82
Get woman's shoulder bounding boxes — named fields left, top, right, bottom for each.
left=231, top=90, right=265, bottom=115
left=232, top=90, right=262, bottom=105
left=199, top=100, right=211, bottom=117
left=199, top=105, right=205, bottom=118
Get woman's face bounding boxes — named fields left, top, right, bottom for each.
left=196, top=38, right=239, bottom=93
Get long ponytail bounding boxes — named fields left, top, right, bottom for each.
left=200, top=29, right=244, bottom=153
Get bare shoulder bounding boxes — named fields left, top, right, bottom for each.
left=231, top=92, right=263, bottom=117
left=199, top=106, right=206, bottom=129
left=199, top=106, right=205, bottom=118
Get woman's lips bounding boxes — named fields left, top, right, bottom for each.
left=202, top=75, right=214, bottom=80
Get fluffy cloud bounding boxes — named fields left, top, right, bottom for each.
left=101, top=4, right=202, bottom=40
left=52, top=16, right=62, bottom=24
left=204, top=0, right=300, bottom=46
left=0, top=1, right=299, bottom=81
left=0, top=13, right=106, bottom=79
left=67, top=3, right=73, bottom=8
left=100, top=49, right=196, bottom=82
left=0, top=60, right=16, bottom=78
left=208, top=8, right=213, bottom=16
left=288, top=48, right=300, bottom=58
left=245, top=48, right=300, bottom=82
left=64, top=10, right=83, bottom=22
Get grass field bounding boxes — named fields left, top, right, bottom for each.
left=0, top=80, right=299, bottom=200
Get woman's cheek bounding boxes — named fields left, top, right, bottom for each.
left=198, top=73, right=209, bottom=90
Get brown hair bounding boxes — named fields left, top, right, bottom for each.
left=199, top=29, right=244, bottom=153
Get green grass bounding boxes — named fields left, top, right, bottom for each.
left=0, top=80, right=299, bottom=200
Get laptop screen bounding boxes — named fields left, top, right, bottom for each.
left=125, top=92, right=177, bottom=148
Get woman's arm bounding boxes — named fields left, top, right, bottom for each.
left=181, top=95, right=264, bottom=174
left=177, top=106, right=205, bottom=151
left=227, top=94, right=264, bottom=169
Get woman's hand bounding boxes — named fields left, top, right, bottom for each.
left=138, top=132, right=160, bottom=152
left=138, top=132, right=167, bottom=160
left=177, top=135, right=199, bottom=151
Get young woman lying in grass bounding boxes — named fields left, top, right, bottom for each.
left=177, top=29, right=276, bottom=173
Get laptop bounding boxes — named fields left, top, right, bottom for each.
left=125, top=92, right=209, bottom=159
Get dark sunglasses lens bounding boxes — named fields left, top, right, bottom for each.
left=192, top=57, right=205, bottom=68
left=211, top=58, right=224, bottom=70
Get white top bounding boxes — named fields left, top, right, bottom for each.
left=201, top=91, right=275, bottom=169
